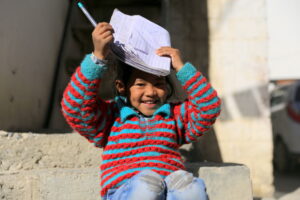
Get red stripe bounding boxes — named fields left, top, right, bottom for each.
left=194, top=90, right=217, bottom=103
left=191, top=83, right=211, bottom=98
left=71, top=73, right=86, bottom=91
left=101, top=161, right=181, bottom=186
left=183, top=72, right=202, bottom=90
left=201, top=99, right=221, bottom=111
left=110, top=122, right=176, bottom=132
left=101, top=155, right=183, bottom=171
left=102, top=146, right=181, bottom=160
left=77, top=67, right=99, bottom=85
left=61, top=99, right=80, bottom=116
left=188, top=76, right=207, bottom=94
left=104, top=139, right=179, bottom=151
left=108, top=131, right=177, bottom=142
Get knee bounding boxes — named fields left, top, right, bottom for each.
left=165, top=170, right=194, bottom=190
left=133, top=170, right=165, bottom=193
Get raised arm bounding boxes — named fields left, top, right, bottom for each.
left=61, top=22, right=115, bottom=147
left=156, top=47, right=221, bottom=144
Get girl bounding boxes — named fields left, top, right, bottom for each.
left=61, top=22, right=221, bottom=200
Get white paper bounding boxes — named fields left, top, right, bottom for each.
left=109, top=9, right=171, bottom=76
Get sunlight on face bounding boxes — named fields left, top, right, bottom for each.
left=127, top=69, right=168, bottom=116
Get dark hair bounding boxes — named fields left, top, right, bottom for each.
left=115, top=60, right=133, bottom=86
left=114, top=60, right=174, bottom=99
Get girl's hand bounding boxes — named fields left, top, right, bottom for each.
left=156, top=47, right=184, bottom=72
left=92, top=22, right=114, bottom=60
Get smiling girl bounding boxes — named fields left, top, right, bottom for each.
left=61, top=22, right=221, bottom=200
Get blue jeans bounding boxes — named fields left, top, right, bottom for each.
left=103, top=170, right=208, bottom=200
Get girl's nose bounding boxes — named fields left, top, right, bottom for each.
left=145, top=85, right=157, bottom=96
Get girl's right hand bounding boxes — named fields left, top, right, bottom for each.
left=92, top=22, right=114, bottom=60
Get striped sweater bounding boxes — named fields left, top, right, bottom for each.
left=61, top=54, right=221, bottom=197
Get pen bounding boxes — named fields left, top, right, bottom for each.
left=77, top=2, right=97, bottom=27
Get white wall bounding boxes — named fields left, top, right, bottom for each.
left=0, top=0, right=68, bottom=130
left=208, top=0, right=274, bottom=197
left=267, top=0, right=300, bottom=80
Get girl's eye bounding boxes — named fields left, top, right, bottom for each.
left=136, top=83, right=145, bottom=87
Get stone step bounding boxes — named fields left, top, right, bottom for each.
left=0, top=163, right=253, bottom=200
left=0, top=132, right=253, bottom=200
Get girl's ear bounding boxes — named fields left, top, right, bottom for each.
left=115, top=79, right=126, bottom=95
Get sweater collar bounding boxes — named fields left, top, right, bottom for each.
left=116, top=96, right=171, bottom=122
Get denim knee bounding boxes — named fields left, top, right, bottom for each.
left=165, top=170, right=208, bottom=200
left=107, top=170, right=166, bottom=200
left=165, top=170, right=194, bottom=190
left=133, top=170, right=165, bottom=194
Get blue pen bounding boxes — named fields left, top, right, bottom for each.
left=77, top=2, right=97, bottom=27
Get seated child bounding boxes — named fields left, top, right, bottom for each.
left=61, top=22, right=221, bottom=200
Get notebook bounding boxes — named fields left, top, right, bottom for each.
left=109, top=9, right=171, bottom=76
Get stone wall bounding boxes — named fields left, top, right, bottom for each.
left=0, top=132, right=253, bottom=200
left=0, top=0, right=68, bottom=131
left=207, top=0, right=274, bottom=197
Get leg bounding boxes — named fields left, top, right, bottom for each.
left=165, top=170, right=208, bottom=200
left=108, top=170, right=166, bottom=200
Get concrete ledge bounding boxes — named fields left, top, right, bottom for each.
left=0, top=132, right=253, bottom=199
left=0, top=168, right=100, bottom=200
left=186, top=162, right=253, bottom=200
left=0, top=164, right=253, bottom=200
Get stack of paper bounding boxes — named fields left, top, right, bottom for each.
left=109, top=9, right=171, bottom=76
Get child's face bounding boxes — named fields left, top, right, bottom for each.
left=126, top=69, right=168, bottom=116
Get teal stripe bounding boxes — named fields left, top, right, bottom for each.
left=103, top=144, right=175, bottom=155
left=189, top=84, right=211, bottom=99
left=180, top=103, right=186, bottom=119
left=186, top=75, right=204, bottom=91
left=63, top=98, right=80, bottom=112
left=102, top=159, right=177, bottom=180
left=62, top=107, right=81, bottom=119
left=78, top=114, right=105, bottom=129
left=191, top=112, right=211, bottom=126
left=110, top=128, right=175, bottom=136
left=102, top=152, right=163, bottom=164
left=113, top=119, right=175, bottom=127
left=202, top=107, right=221, bottom=115
left=67, top=91, right=82, bottom=104
left=80, top=54, right=107, bottom=80
left=107, top=136, right=176, bottom=145
left=81, top=112, right=95, bottom=122
left=75, top=73, right=88, bottom=88
left=71, top=81, right=84, bottom=96
left=193, top=95, right=219, bottom=108
left=176, top=62, right=197, bottom=84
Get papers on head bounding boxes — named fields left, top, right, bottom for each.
left=109, top=9, right=171, bottom=76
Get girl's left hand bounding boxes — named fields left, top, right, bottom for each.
left=156, top=47, right=184, bottom=72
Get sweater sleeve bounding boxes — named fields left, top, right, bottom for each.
left=61, top=54, right=115, bottom=148
left=173, top=62, right=221, bottom=145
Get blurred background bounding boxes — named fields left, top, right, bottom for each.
left=0, top=0, right=300, bottom=199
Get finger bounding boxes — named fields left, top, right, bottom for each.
left=103, top=35, right=113, bottom=43
left=156, top=47, right=175, bottom=54
left=94, top=23, right=113, bottom=34
left=156, top=49, right=174, bottom=56
left=101, top=30, right=113, bottom=39
left=99, top=28, right=114, bottom=36
left=156, top=46, right=172, bottom=52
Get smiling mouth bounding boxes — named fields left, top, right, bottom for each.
left=141, top=100, right=159, bottom=105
